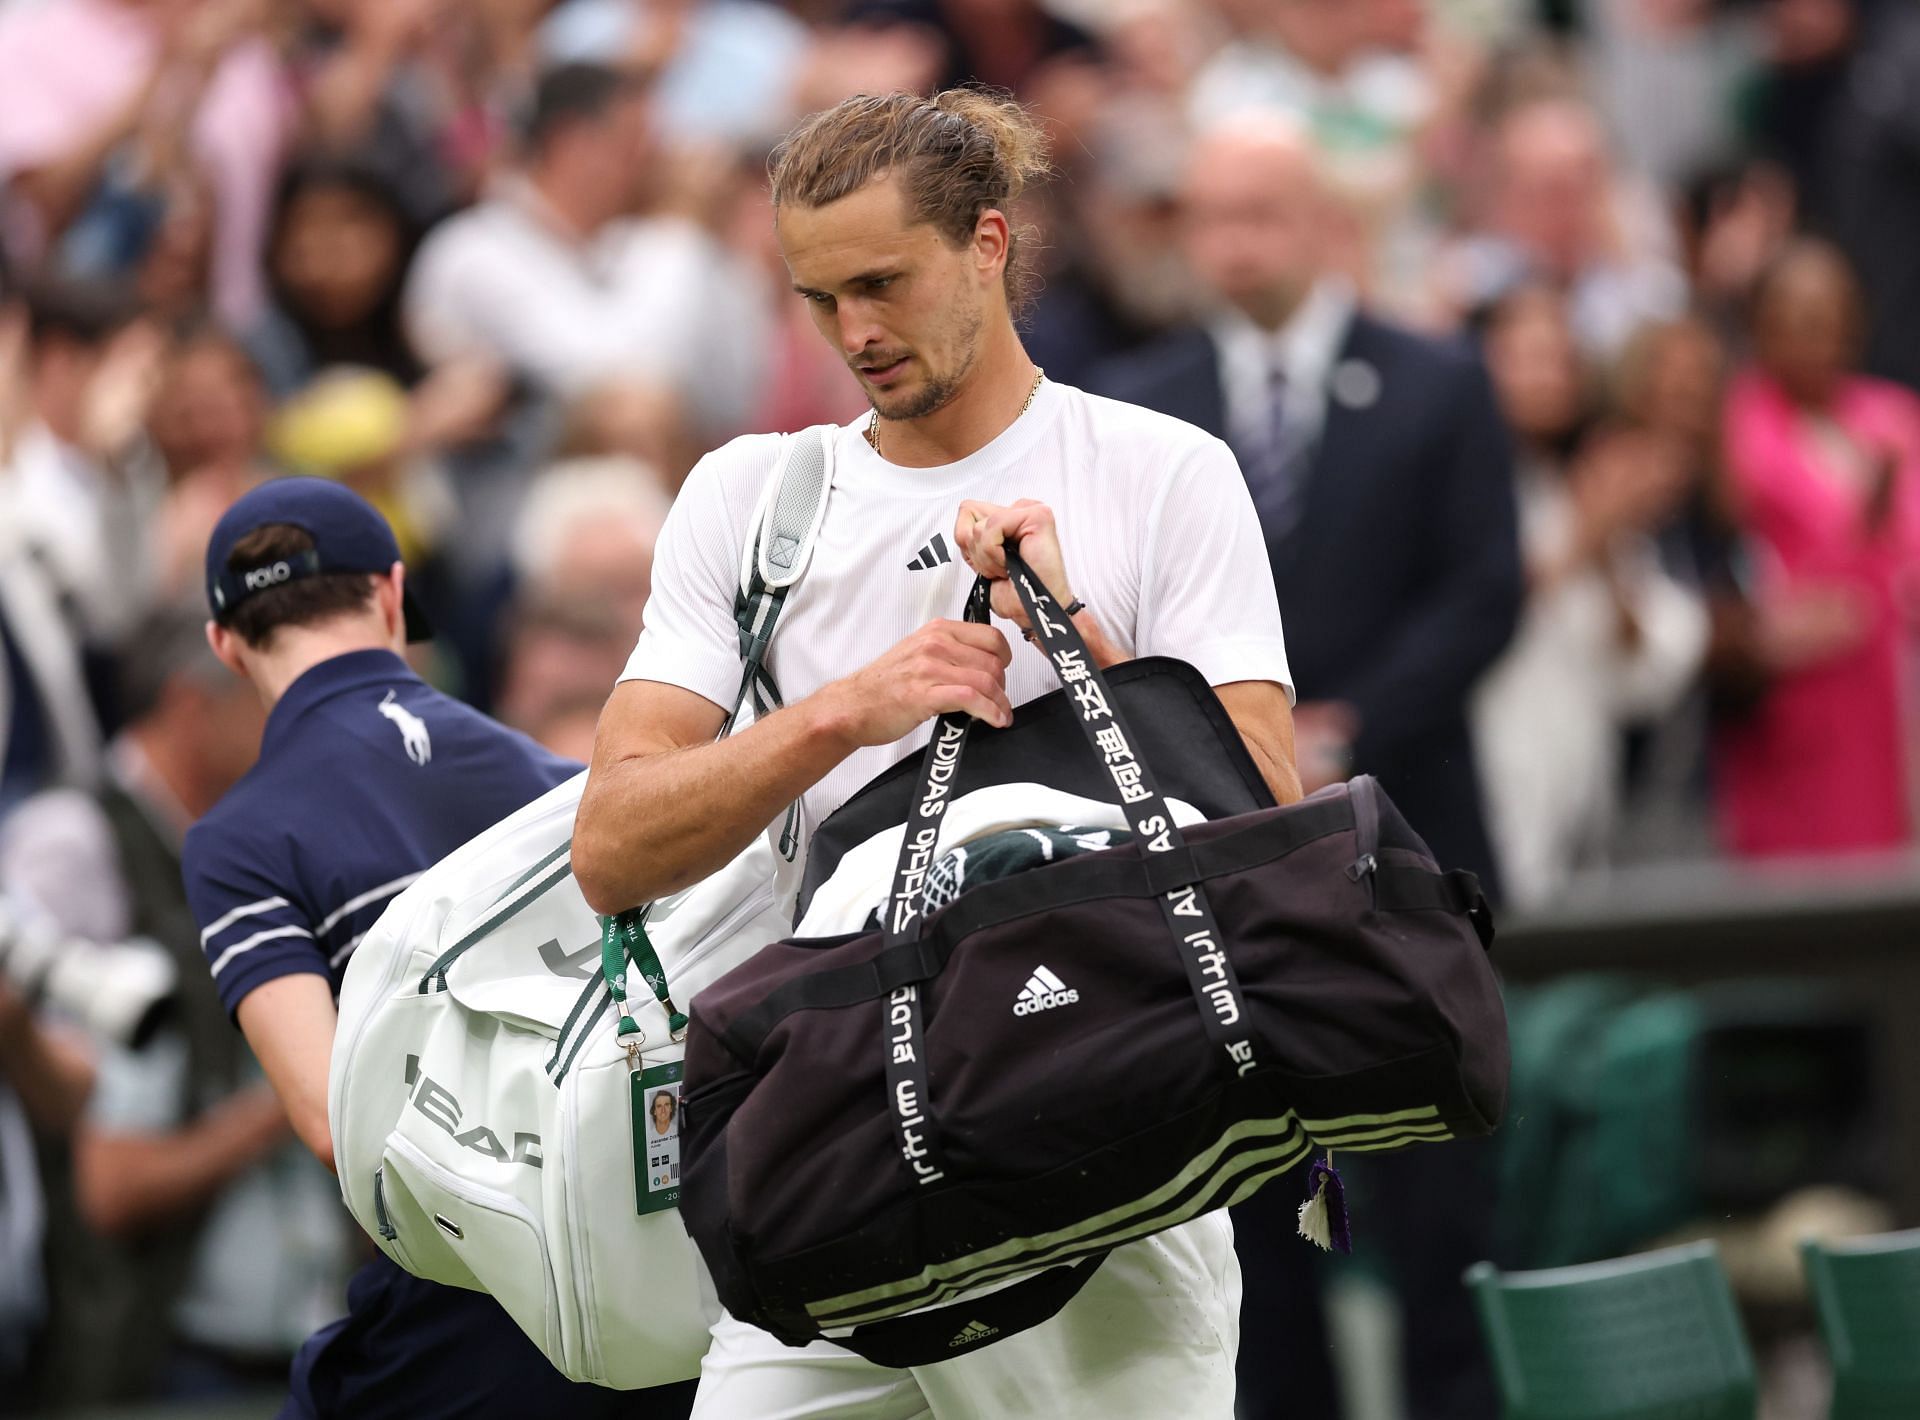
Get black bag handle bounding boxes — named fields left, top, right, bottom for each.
left=877, top=552, right=1264, bottom=1192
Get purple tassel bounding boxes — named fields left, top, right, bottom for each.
left=1297, top=1151, right=1353, bottom=1254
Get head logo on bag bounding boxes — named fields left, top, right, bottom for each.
left=405, top=1055, right=542, bottom=1167
left=537, top=937, right=600, bottom=979
left=1012, top=965, right=1078, bottom=1015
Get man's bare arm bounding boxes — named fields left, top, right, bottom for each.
left=575, top=620, right=1016, bottom=915
left=235, top=974, right=339, bottom=1172
left=575, top=681, right=849, bottom=914
left=74, top=1084, right=289, bottom=1238
left=1216, top=681, right=1304, bottom=806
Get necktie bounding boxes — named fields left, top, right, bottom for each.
left=1241, top=364, right=1310, bottom=535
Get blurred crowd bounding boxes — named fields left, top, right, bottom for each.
left=2, top=0, right=1919, bottom=1413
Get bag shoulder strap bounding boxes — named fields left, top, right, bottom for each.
left=749, top=425, right=835, bottom=592
left=727, top=425, right=835, bottom=732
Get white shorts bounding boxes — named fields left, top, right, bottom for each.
left=689, top=1212, right=1241, bottom=1420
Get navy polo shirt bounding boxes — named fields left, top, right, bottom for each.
left=185, top=649, right=575, bottom=1015
left=183, top=649, right=690, bottom=1420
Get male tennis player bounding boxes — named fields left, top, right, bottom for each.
left=183, top=478, right=693, bottom=1419
left=576, top=89, right=1302, bottom=1418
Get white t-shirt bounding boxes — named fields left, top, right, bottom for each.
left=621, top=379, right=1293, bottom=848
left=403, top=183, right=770, bottom=432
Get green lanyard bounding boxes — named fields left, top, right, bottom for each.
left=599, top=910, right=688, bottom=1042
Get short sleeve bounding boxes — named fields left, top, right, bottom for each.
left=401, top=223, right=489, bottom=372
left=1135, top=437, right=1295, bottom=702
left=183, top=822, right=326, bottom=1017
left=619, top=447, right=759, bottom=708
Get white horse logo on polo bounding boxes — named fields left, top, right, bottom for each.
left=378, top=690, right=432, bottom=765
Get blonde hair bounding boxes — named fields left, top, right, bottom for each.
left=769, top=89, right=1052, bottom=313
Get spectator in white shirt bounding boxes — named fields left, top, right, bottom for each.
left=1472, top=286, right=1707, bottom=908
left=1, top=281, right=165, bottom=804
left=403, top=62, right=769, bottom=439
left=2, top=280, right=164, bottom=647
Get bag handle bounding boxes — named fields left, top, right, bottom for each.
left=877, top=550, right=1264, bottom=1190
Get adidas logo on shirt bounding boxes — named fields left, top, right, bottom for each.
left=1012, top=965, right=1079, bottom=1016
left=948, top=1319, right=1000, bottom=1349
left=906, top=533, right=953, bottom=571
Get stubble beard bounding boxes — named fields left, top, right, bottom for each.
left=867, top=304, right=983, bottom=424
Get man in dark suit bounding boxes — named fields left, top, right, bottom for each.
left=1095, top=118, right=1522, bottom=1420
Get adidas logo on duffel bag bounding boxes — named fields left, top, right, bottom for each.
left=948, top=1319, right=1000, bottom=1348
left=1012, top=966, right=1079, bottom=1016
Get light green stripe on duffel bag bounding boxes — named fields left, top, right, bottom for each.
left=814, top=1127, right=1320, bottom=1327
left=1311, top=1121, right=1452, bottom=1149
left=808, top=1104, right=1455, bottom=1328
left=816, top=1114, right=1450, bottom=1329
left=1298, top=1104, right=1442, bottom=1132
left=805, top=1112, right=1311, bottom=1325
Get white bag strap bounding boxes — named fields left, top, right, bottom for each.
left=755, top=426, right=833, bottom=590
left=726, top=425, right=834, bottom=735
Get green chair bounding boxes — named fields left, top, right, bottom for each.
left=1802, top=1228, right=1920, bottom=1418
left=1464, top=1242, right=1758, bottom=1419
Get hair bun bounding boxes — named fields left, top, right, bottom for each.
left=929, top=88, right=1052, bottom=203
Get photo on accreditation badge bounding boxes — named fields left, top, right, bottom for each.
left=647, top=1085, right=680, bottom=1191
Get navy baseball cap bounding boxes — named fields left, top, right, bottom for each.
left=205, top=477, right=432, bottom=642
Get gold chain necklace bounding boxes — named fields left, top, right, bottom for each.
left=864, top=368, right=1046, bottom=457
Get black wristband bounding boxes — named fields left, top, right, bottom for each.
left=1023, top=600, right=1084, bottom=641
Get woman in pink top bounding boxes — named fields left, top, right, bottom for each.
left=1717, top=241, right=1920, bottom=857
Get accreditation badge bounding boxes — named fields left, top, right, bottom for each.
left=630, top=1060, right=684, bottom=1215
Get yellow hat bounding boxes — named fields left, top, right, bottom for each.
left=269, top=366, right=409, bottom=477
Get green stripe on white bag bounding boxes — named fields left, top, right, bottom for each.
left=417, top=846, right=576, bottom=994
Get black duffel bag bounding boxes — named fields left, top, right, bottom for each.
left=680, top=551, right=1508, bottom=1368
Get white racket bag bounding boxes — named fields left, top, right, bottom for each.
left=327, top=427, right=832, bottom=1388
